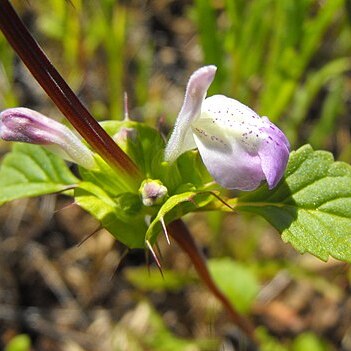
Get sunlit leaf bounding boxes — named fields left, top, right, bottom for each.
left=4, top=334, right=31, bottom=351
left=238, top=145, right=351, bottom=262
left=292, top=332, right=327, bottom=351
left=124, top=266, right=191, bottom=292
left=75, top=181, right=146, bottom=248
left=146, top=191, right=215, bottom=244
left=111, top=301, right=218, bottom=351
left=208, top=258, right=259, bottom=314
left=0, top=143, right=78, bottom=205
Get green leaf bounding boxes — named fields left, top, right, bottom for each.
left=79, top=155, right=132, bottom=195
left=208, top=258, right=259, bottom=314
left=257, top=328, right=289, bottom=351
left=145, top=191, right=215, bottom=244
left=111, top=301, right=218, bottom=351
left=238, top=145, right=351, bottom=262
left=124, top=266, right=191, bottom=292
left=100, top=120, right=164, bottom=176
left=75, top=181, right=147, bottom=248
left=75, top=121, right=216, bottom=248
left=292, top=332, right=327, bottom=351
left=4, top=334, right=31, bottom=351
left=0, top=143, right=78, bottom=205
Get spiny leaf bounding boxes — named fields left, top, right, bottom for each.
left=0, top=143, right=78, bottom=205
left=238, top=145, right=351, bottom=262
left=75, top=181, right=147, bottom=248
left=145, top=191, right=215, bottom=244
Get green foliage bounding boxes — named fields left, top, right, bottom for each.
left=0, top=120, right=213, bottom=248
left=111, top=301, right=218, bottom=351
left=286, top=58, right=350, bottom=145
left=208, top=258, right=259, bottom=314
left=192, top=0, right=350, bottom=154
left=75, top=181, right=147, bottom=248
left=1, top=1, right=351, bottom=349
left=257, top=328, right=289, bottom=351
left=291, top=332, right=327, bottom=351
left=4, top=334, right=31, bottom=351
left=2, top=125, right=351, bottom=263
left=308, top=77, right=345, bottom=149
left=124, top=266, right=192, bottom=292
left=35, top=1, right=140, bottom=119
left=77, top=121, right=214, bottom=248
left=0, top=34, right=18, bottom=108
left=238, top=145, right=351, bottom=262
left=0, top=143, right=78, bottom=205
left=145, top=191, right=215, bottom=245
left=193, top=0, right=224, bottom=91
left=100, top=120, right=165, bottom=178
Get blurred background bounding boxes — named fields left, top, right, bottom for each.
left=0, top=0, right=351, bottom=350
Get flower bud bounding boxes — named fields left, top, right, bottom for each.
left=139, top=179, right=168, bottom=206
left=0, top=107, right=95, bottom=169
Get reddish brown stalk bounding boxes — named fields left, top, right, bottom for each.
left=168, top=219, right=257, bottom=342
left=0, top=0, right=141, bottom=180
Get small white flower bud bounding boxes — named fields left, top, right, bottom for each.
left=139, top=179, right=168, bottom=206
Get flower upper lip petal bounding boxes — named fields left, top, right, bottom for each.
left=164, top=65, right=217, bottom=163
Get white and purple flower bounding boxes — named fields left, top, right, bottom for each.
left=0, top=107, right=95, bottom=169
left=165, top=66, right=290, bottom=191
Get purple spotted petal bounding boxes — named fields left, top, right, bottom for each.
left=0, top=107, right=95, bottom=169
left=193, top=130, right=265, bottom=190
left=164, top=65, right=217, bottom=162
left=193, top=95, right=290, bottom=190
left=258, top=119, right=290, bottom=189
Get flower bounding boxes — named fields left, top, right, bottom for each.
left=164, top=66, right=290, bottom=191
left=0, top=107, right=95, bottom=169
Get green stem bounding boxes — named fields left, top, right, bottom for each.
left=0, top=0, right=141, bottom=182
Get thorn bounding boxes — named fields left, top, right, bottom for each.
left=77, top=226, right=102, bottom=247
left=124, top=92, right=130, bottom=121
left=194, top=191, right=235, bottom=211
left=155, top=243, right=165, bottom=281
left=206, top=191, right=235, bottom=211
left=65, top=0, right=75, bottom=8
left=110, top=246, right=129, bottom=281
left=145, top=240, right=163, bottom=277
left=160, top=217, right=170, bottom=245
left=53, top=201, right=77, bottom=214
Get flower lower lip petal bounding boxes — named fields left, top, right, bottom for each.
left=193, top=131, right=265, bottom=191
left=258, top=135, right=290, bottom=189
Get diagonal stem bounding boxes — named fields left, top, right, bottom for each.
left=0, top=0, right=141, bottom=180
left=168, top=219, right=257, bottom=343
